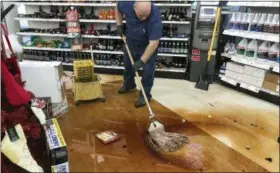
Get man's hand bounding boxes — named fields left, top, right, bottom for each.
left=133, top=60, right=144, bottom=71
left=117, top=24, right=124, bottom=37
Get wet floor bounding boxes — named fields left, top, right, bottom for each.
left=58, top=82, right=269, bottom=172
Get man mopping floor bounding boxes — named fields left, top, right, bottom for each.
left=115, top=0, right=162, bottom=108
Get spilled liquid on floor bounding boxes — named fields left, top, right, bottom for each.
left=58, top=82, right=268, bottom=172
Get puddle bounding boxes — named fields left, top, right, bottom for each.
left=58, top=82, right=269, bottom=172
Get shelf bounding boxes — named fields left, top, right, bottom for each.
left=231, top=55, right=274, bottom=70
left=18, top=2, right=192, bottom=7
left=221, top=76, right=238, bottom=86
left=227, top=1, right=279, bottom=7
left=260, top=88, right=280, bottom=97
left=15, top=18, right=191, bottom=25
left=22, top=47, right=187, bottom=57
left=17, top=32, right=189, bottom=41
left=17, top=32, right=67, bottom=37
left=62, top=62, right=185, bottom=72
left=14, top=17, right=66, bottom=22
left=239, top=83, right=260, bottom=93
left=223, top=29, right=279, bottom=43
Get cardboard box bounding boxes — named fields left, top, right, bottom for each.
left=44, top=118, right=69, bottom=172
left=243, top=65, right=266, bottom=79
left=242, top=74, right=264, bottom=87
left=226, top=62, right=244, bottom=74
left=52, top=97, right=68, bottom=118
left=33, top=97, right=53, bottom=119
left=225, top=69, right=243, bottom=81
left=264, top=72, right=280, bottom=84
left=262, top=81, right=279, bottom=92
left=19, top=61, right=65, bottom=103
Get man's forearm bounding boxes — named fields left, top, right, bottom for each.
left=140, top=40, right=159, bottom=63
left=115, top=7, right=123, bottom=26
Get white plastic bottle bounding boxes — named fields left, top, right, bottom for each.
left=237, top=38, right=248, bottom=55
left=269, top=14, right=279, bottom=33
left=268, top=42, right=279, bottom=61
left=257, top=41, right=269, bottom=59
left=228, top=12, right=236, bottom=29
left=234, top=12, right=242, bottom=30
left=245, top=39, right=258, bottom=58
left=275, top=15, right=280, bottom=34
left=256, top=13, right=267, bottom=32
left=240, top=13, right=248, bottom=31
left=263, top=14, right=273, bottom=33
left=250, top=13, right=259, bottom=31
left=245, top=13, right=254, bottom=31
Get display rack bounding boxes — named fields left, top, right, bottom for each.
left=15, top=1, right=193, bottom=79
left=220, top=1, right=280, bottom=103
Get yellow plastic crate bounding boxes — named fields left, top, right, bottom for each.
left=73, top=60, right=94, bottom=82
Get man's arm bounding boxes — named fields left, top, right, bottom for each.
left=115, top=6, right=123, bottom=27
left=140, top=40, right=159, bottom=63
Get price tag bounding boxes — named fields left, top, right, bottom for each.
left=248, top=85, right=259, bottom=93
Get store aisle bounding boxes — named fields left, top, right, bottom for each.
left=58, top=73, right=277, bottom=172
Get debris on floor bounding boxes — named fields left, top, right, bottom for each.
left=246, top=146, right=250, bottom=150
left=250, top=123, right=258, bottom=127
left=96, top=131, right=121, bottom=144
left=265, top=157, right=273, bottom=162
left=278, top=137, right=280, bottom=144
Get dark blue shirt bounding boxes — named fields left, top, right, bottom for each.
left=117, top=1, right=163, bottom=44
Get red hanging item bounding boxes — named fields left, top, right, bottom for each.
left=1, top=24, right=31, bottom=106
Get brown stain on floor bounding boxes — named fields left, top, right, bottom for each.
left=58, top=82, right=269, bottom=172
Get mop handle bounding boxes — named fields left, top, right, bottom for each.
left=207, top=7, right=221, bottom=62
left=122, top=37, right=155, bottom=118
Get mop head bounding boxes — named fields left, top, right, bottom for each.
left=144, top=119, right=204, bottom=171
left=146, top=119, right=189, bottom=152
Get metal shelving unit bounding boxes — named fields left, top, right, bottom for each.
left=15, top=1, right=193, bottom=79
left=220, top=1, right=280, bottom=103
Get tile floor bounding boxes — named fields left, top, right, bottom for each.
left=60, top=73, right=279, bottom=172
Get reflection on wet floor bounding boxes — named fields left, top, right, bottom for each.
left=58, top=82, right=268, bottom=172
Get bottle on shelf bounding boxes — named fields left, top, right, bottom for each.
left=268, top=42, right=279, bottom=61
left=237, top=38, right=248, bottom=55
left=234, top=12, right=242, bottom=30
left=228, top=12, right=236, bottom=29
left=256, top=13, right=267, bottom=32
left=250, top=13, right=259, bottom=31
left=240, top=13, right=248, bottom=31
left=245, top=39, right=258, bottom=59
left=257, top=41, right=270, bottom=59
left=269, top=14, right=279, bottom=33
left=263, top=14, right=273, bottom=33
left=176, top=42, right=180, bottom=54
left=244, top=13, right=254, bottom=31
left=275, top=15, right=280, bottom=34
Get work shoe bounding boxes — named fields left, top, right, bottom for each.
left=135, top=95, right=150, bottom=108
left=118, top=86, right=136, bottom=94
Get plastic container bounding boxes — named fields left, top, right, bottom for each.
left=275, top=15, right=280, bottom=34
left=256, top=13, right=267, bottom=32
left=263, top=14, right=273, bottom=33
left=234, top=13, right=242, bottom=30
left=269, top=14, right=279, bottom=33
left=257, top=41, right=269, bottom=59
left=224, top=41, right=230, bottom=53
left=268, top=43, right=279, bottom=61
left=250, top=13, right=259, bottom=31
left=229, top=43, right=236, bottom=55
left=240, top=13, right=248, bottom=31
left=228, top=13, right=236, bottom=29
left=245, top=39, right=258, bottom=58
left=245, top=13, right=254, bottom=31
left=237, top=38, right=248, bottom=55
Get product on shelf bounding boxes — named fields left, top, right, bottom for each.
left=160, top=7, right=190, bottom=21
left=256, top=13, right=267, bottom=32
left=234, top=12, right=242, bottom=30
left=240, top=13, right=248, bottom=31
left=257, top=41, right=269, bottom=59
left=263, top=14, right=273, bottom=33
left=245, top=39, right=258, bottom=58
left=269, top=14, right=279, bottom=33
left=228, top=12, right=236, bottom=29
left=158, top=41, right=187, bottom=54
left=250, top=13, right=259, bottom=32
left=237, top=38, right=247, bottom=55
left=268, top=42, right=279, bottom=61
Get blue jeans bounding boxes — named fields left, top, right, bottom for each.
left=122, top=40, right=157, bottom=100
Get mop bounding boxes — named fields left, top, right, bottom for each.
left=122, top=37, right=189, bottom=153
